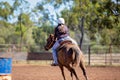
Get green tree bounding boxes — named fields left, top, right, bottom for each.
left=90, top=0, right=120, bottom=45
left=32, top=25, right=54, bottom=51
left=0, top=20, right=15, bottom=44
left=0, top=2, right=13, bottom=21
left=0, top=1, right=15, bottom=44
left=12, top=0, right=34, bottom=46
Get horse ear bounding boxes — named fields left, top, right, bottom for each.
left=49, top=34, right=51, bottom=36
left=50, top=34, right=54, bottom=37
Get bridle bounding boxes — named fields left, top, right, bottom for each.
left=45, top=34, right=56, bottom=50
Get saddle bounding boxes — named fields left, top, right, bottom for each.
left=60, top=40, right=72, bottom=46
left=57, top=40, right=72, bottom=52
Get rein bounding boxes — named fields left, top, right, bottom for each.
left=45, top=34, right=56, bottom=50
left=47, top=40, right=55, bottom=49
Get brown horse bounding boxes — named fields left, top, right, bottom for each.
left=44, top=34, right=88, bottom=80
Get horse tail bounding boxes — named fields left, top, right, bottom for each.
left=69, top=46, right=81, bottom=67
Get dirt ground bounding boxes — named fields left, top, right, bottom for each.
left=12, top=65, right=120, bottom=80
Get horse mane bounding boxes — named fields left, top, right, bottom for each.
left=44, top=34, right=56, bottom=50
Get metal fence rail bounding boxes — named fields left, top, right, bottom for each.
left=84, top=53, right=120, bottom=66
left=0, top=44, right=120, bottom=66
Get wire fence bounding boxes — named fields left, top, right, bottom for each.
left=82, top=44, right=120, bottom=66
left=0, top=44, right=120, bottom=66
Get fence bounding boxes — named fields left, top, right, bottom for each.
left=0, top=44, right=120, bottom=66
left=82, top=44, right=120, bottom=66
left=84, top=53, right=120, bottom=66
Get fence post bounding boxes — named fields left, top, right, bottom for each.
left=88, top=45, right=91, bottom=66
left=109, top=44, right=112, bottom=65
left=105, top=51, right=107, bottom=65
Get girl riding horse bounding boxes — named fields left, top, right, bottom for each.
left=45, top=18, right=88, bottom=80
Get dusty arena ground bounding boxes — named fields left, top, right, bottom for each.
left=12, top=64, right=120, bottom=80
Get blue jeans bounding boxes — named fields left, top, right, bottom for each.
left=52, top=36, right=77, bottom=64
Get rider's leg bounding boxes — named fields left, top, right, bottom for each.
left=52, top=40, right=60, bottom=65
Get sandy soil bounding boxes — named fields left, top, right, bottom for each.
left=12, top=65, right=120, bottom=80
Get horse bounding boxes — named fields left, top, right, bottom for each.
left=44, top=34, right=88, bottom=80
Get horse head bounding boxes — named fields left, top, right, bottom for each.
left=44, top=34, right=56, bottom=51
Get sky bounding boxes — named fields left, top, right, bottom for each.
left=26, top=0, right=40, bottom=8
left=0, top=0, right=119, bottom=24
left=0, top=0, right=39, bottom=8
left=0, top=0, right=57, bottom=24
left=1, top=0, right=119, bottom=9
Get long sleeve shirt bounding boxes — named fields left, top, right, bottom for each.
left=54, top=24, right=69, bottom=40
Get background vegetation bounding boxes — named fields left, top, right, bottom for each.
left=0, top=0, right=119, bottom=52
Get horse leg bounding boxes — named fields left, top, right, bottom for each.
left=70, top=71, right=73, bottom=80
left=80, top=58, right=88, bottom=80
left=59, top=65, right=66, bottom=80
left=65, top=65, right=79, bottom=80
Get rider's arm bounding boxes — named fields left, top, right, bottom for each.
left=64, top=25, right=69, bottom=35
left=54, top=27, right=57, bottom=41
